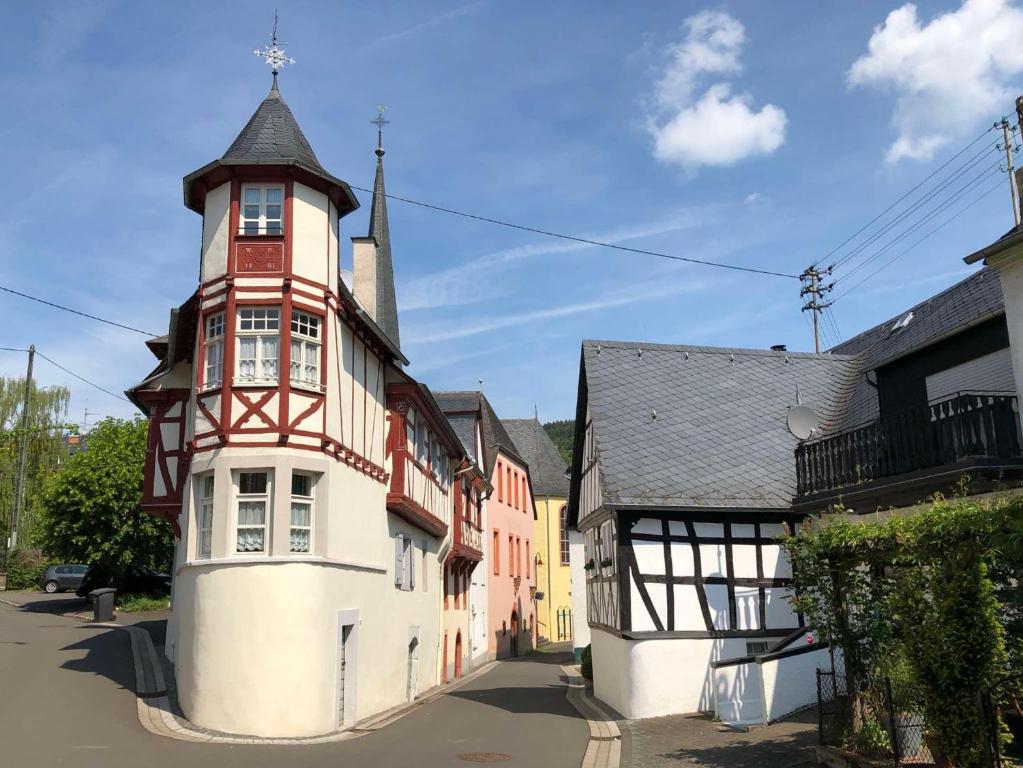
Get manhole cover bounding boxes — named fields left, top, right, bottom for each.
left=458, top=753, right=512, bottom=763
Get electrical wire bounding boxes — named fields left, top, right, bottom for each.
left=812, top=126, right=998, bottom=269
left=832, top=178, right=1004, bottom=305
left=35, top=351, right=129, bottom=403
left=347, top=184, right=801, bottom=280
left=0, top=284, right=158, bottom=337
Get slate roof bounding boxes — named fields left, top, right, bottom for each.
left=828, top=267, right=1004, bottom=429
left=502, top=419, right=570, bottom=498
left=222, top=85, right=324, bottom=170
left=446, top=413, right=478, bottom=461
left=578, top=340, right=862, bottom=510
left=366, top=151, right=401, bottom=351
left=435, top=391, right=526, bottom=476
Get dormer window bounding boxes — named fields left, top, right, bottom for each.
left=241, top=184, right=284, bottom=235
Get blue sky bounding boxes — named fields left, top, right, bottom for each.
left=2, top=0, right=1022, bottom=426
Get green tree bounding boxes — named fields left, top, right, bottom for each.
left=0, top=377, right=71, bottom=547
left=39, top=417, right=173, bottom=572
left=543, top=419, right=575, bottom=466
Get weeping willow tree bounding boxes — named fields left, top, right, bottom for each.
left=0, top=377, right=72, bottom=550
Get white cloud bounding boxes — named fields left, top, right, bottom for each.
left=648, top=11, right=786, bottom=170
left=849, top=0, right=1023, bottom=163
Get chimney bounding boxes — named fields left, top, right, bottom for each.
left=351, top=236, right=379, bottom=320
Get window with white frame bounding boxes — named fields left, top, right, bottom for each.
left=394, top=533, right=415, bottom=591
left=236, top=308, right=280, bottom=384
left=416, top=421, right=429, bottom=466
left=204, top=312, right=225, bottom=388
left=236, top=471, right=270, bottom=553
left=290, top=310, right=321, bottom=388
left=240, top=185, right=284, bottom=235
left=290, top=473, right=313, bottom=553
left=197, top=474, right=214, bottom=559
left=405, top=407, right=417, bottom=454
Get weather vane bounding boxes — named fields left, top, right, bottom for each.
left=371, top=106, right=389, bottom=155
left=254, top=11, right=295, bottom=88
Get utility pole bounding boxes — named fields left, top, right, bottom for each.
left=4, top=345, right=34, bottom=567
left=997, top=117, right=1020, bottom=227
left=800, top=266, right=833, bottom=353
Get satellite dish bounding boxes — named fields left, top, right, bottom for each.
left=787, top=405, right=819, bottom=440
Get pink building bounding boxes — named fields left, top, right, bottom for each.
left=437, top=392, right=537, bottom=659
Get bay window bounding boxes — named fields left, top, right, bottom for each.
left=240, top=184, right=284, bottom=235
left=204, top=312, right=225, bottom=388
left=290, top=472, right=313, bottom=553
left=236, top=307, right=280, bottom=384
left=236, top=471, right=270, bottom=553
left=197, top=474, right=214, bottom=558
left=290, top=310, right=321, bottom=388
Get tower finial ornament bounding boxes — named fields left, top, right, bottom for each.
left=254, top=11, right=296, bottom=90
left=371, top=106, right=389, bottom=157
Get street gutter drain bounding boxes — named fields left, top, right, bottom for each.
left=458, top=753, right=512, bottom=763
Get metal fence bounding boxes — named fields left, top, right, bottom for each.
left=817, top=669, right=934, bottom=766
left=556, top=607, right=572, bottom=641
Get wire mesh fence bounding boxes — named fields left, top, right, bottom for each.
left=817, top=669, right=934, bottom=766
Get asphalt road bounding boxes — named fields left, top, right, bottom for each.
left=0, top=596, right=588, bottom=768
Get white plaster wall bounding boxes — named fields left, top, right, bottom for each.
left=761, top=646, right=832, bottom=722
left=292, top=182, right=330, bottom=288
left=997, top=259, right=1023, bottom=402
left=200, top=182, right=230, bottom=284
left=713, top=661, right=765, bottom=725
left=568, top=530, right=590, bottom=658
left=470, top=495, right=490, bottom=664
left=590, top=629, right=750, bottom=719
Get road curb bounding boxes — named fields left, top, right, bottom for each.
left=561, top=664, right=622, bottom=768
left=115, top=627, right=500, bottom=745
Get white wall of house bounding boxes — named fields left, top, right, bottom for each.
left=568, top=529, right=590, bottom=662
left=469, top=495, right=490, bottom=664
left=591, top=628, right=750, bottom=719
left=994, top=259, right=1023, bottom=402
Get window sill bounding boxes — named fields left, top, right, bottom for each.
left=289, top=380, right=325, bottom=394
left=200, top=384, right=223, bottom=394
left=179, top=554, right=388, bottom=573
left=236, top=232, right=285, bottom=239
left=232, top=378, right=280, bottom=388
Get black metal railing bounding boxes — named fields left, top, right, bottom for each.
left=797, top=392, right=1022, bottom=496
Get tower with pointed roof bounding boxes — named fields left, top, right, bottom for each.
left=128, top=41, right=483, bottom=738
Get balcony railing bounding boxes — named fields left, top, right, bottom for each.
left=456, top=515, right=483, bottom=555
left=796, top=392, right=1022, bottom=497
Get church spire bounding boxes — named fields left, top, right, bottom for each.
left=366, top=108, right=401, bottom=350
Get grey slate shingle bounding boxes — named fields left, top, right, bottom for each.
left=435, top=391, right=525, bottom=477
left=222, top=86, right=324, bottom=170
left=582, top=340, right=862, bottom=509
left=502, top=419, right=570, bottom=498
left=829, top=267, right=1004, bottom=429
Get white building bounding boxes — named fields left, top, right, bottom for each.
left=129, top=77, right=486, bottom=738
left=566, top=341, right=841, bottom=721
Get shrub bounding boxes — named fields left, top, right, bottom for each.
left=3, top=548, right=50, bottom=590
left=581, top=644, right=592, bottom=680
left=115, top=593, right=170, bottom=613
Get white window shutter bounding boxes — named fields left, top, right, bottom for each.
left=421, top=540, right=428, bottom=592
left=395, top=534, right=404, bottom=587
left=409, top=538, right=416, bottom=591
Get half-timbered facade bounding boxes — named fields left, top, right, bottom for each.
left=129, top=79, right=473, bottom=738
left=567, top=340, right=858, bottom=719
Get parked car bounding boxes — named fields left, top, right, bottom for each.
left=75, top=564, right=172, bottom=599
left=40, top=564, right=88, bottom=593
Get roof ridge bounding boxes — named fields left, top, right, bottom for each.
left=582, top=339, right=857, bottom=361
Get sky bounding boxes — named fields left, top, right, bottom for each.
left=2, top=0, right=1023, bottom=426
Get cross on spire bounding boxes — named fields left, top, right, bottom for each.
left=372, top=106, right=389, bottom=157
left=254, top=11, right=296, bottom=90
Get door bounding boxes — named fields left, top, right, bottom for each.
left=510, top=611, right=520, bottom=657
left=454, top=632, right=463, bottom=679
left=70, top=565, right=87, bottom=590
left=338, top=624, right=352, bottom=726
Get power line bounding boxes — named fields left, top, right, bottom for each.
left=812, top=127, right=997, bottom=269
left=0, top=346, right=29, bottom=353
left=348, top=184, right=801, bottom=280
left=0, top=284, right=158, bottom=337
left=833, top=162, right=1002, bottom=288
left=831, top=143, right=1000, bottom=273
left=832, top=178, right=1004, bottom=304
left=35, top=351, right=129, bottom=403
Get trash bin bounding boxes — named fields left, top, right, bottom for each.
left=89, top=588, right=117, bottom=622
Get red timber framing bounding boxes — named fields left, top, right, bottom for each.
left=385, top=384, right=462, bottom=537
left=187, top=173, right=389, bottom=484
left=138, top=389, right=191, bottom=537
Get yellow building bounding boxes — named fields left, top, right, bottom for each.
left=502, top=419, right=572, bottom=645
